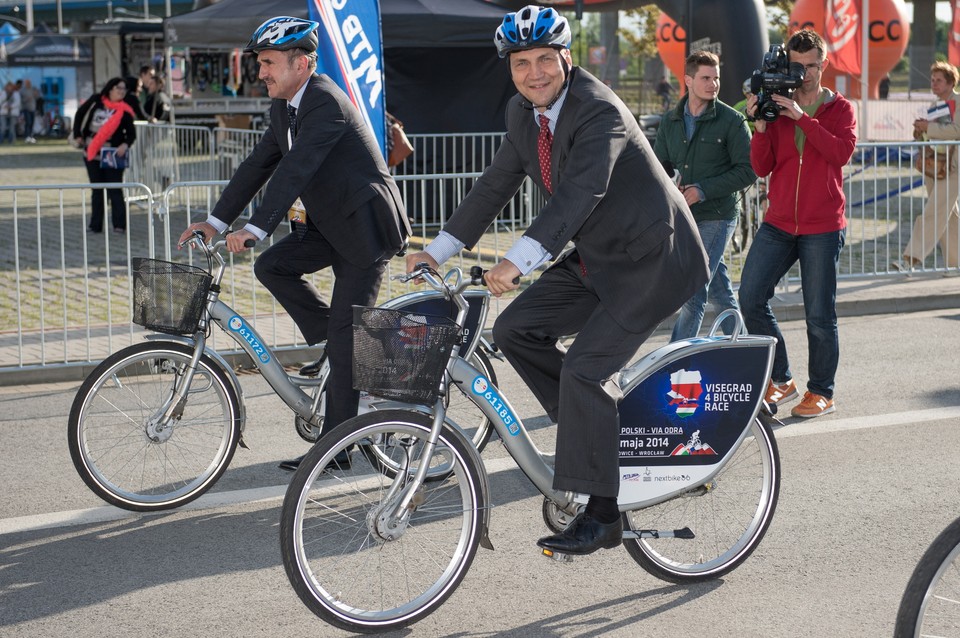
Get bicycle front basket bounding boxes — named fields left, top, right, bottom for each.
left=132, top=257, right=212, bottom=336
left=352, top=306, right=462, bottom=405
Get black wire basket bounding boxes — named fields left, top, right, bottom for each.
left=132, top=257, right=212, bottom=336
left=352, top=306, right=462, bottom=405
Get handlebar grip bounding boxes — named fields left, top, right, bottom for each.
left=244, top=239, right=256, bottom=248
left=469, top=265, right=519, bottom=286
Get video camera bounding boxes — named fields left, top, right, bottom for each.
left=749, top=45, right=805, bottom=122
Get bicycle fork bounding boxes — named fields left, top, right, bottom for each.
left=144, top=333, right=208, bottom=442
left=369, top=398, right=449, bottom=542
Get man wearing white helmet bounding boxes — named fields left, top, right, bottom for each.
left=406, top=5, right=709, bottom=556
left=180, top=17, right=409, bottom=471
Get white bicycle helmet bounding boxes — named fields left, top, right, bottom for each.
left=494, top=5, right=572, bottom=59
left=245, top=16, right=320, bottom=54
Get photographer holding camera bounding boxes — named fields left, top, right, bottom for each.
left=739, top=29, right=857, bottom=419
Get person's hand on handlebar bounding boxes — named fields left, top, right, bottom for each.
left=484, top=260, right=521, bottom=297
left=404, top=251, right=439, bottom=282
left=178, top=221, right=217, bottom=248
left=225, top=229, right=257, bottom=253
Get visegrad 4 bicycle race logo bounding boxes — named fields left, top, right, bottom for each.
left=665, top=367, right=755, bottom=419
left=228, top=316, right=270, bottom=364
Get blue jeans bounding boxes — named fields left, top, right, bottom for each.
left=737, top=223, right=845, bottom=399
left=671, top=218, right=739, bottom=340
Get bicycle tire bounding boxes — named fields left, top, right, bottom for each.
left=622, top=415, right=780, bottom=582
left=280, top=410, right=485, bottom=633
left=68, top=341, right=241, bottom=512
left=894, top=516, right=960, bottom=638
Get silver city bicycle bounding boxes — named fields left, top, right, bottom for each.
left=67, top=234, right=499, bottom=512
left=895, top=516, right=960, bottom=637
left=279, top=264, right=783, bottom=633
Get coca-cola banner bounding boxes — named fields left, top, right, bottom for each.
left=825, top=0, right=862, bottom=76
left=950, top=0, right=960, bottom=68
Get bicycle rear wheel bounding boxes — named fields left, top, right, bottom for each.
left=895, top=516, right=960, bottom=637
left=68, top=341, right=241, bottom=511
left=280, top=410, right=485, bottom=633
left=622, top=416, right=780, bottom=582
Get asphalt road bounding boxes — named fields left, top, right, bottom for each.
left=2, top=308, right=960, bottom=637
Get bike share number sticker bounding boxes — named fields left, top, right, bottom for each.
left=228, top=316, right=271, bottom=364
left=472, top=377, right=520, bottom=436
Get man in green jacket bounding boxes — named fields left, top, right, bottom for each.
left=654, top=50, right=755, bottom=340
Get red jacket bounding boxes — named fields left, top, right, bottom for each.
left=750, top=91, right=857, bottom=235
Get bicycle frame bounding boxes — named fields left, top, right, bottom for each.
left=162, top=238, right=498, bottom=431
left=402, top=269, right=777, bottom=519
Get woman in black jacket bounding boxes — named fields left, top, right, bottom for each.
left=72, top=77, right=136, bottom=233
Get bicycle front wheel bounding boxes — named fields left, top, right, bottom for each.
left=895, top=516, right=960, bottom=637
left=280, top=410, right=486, bottom=634
left=622, top=416, right=780, bottom=582
left=68, top=341, right=241, bottom=511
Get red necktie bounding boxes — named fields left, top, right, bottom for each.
left=537, top=114, right=553, bottom=194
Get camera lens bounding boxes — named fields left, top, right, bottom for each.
left=759, top=101, right=780, bottom=122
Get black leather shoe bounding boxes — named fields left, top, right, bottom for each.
left=298, top=356, right=325, bottom=377
left=536, top=512, right=623, bottom=556
left=279, top=449, right=352, bottom=472
left=278, top=454, right=305, bottom=471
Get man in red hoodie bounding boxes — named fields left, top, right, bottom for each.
left=739, top=29, right=857, bottom=418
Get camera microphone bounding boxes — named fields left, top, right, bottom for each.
left=661, top=159, right=681, bottom=185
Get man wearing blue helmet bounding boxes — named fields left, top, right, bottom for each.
left=406, top=5, right=709, bottom=556
left=180, top=16, right=409, bottom=471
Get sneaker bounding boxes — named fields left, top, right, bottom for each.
left=764, top=379, right=798, bottom=405
left=790, top=392, right=835, bottom=418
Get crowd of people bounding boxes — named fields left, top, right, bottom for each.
left=1, top=79, right=42, bottom=143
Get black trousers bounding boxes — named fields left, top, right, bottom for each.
left=84, top=158, right=126, bottom=232
left=491, top=253, right=657, bottom=498
left=254, top=224, right=387, bottom=434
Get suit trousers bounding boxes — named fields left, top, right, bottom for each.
left=254, top=224, right=387, bottom=433
left=491, top=253, right=657, bottom=499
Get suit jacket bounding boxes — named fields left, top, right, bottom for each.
left=211, top=74, right=407, bottom=267
left=443, top=67, right=709, bottom=332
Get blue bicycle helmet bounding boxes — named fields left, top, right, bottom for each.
left=245, top=17, right=320, bottom=54
left=495, top=5, right=572, bottom=59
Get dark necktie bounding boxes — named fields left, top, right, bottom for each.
left=537, top=114, right=553, bottom=194
left=287, top=104, right=298, bottom=138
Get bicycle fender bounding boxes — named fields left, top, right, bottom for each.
left=143, top=334, right=249, bottom=447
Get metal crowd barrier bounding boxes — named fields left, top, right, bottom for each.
left=4, top=137, right=960, bottom=379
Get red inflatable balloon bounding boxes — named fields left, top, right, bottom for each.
left=655, top=13, right=687, bottom=95
left=789, top=0, right=909, bottom=98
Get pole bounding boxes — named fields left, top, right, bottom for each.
left=860, top=0, right=869, bottom=140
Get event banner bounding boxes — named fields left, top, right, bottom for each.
left=308, top=0, right=387, bottom=159
left=825, top=0, right=862, bottom=76
left=951, top=0, right=960, bottom=69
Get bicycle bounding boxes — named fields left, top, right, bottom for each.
left=279, top=263, right=783, bottom=633
left=895, top=516, right=960, bottom=637
left=67, top=233, right=499, bottom=512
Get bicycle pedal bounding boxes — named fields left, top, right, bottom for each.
left=540, top=547, right=574, bottom=563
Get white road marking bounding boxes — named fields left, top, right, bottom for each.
left=4, top=406, right=959, bottom=536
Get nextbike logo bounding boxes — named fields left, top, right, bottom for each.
left=228, top=315, right=270, bottom=364
left=472, top=376, right=519, bottom=436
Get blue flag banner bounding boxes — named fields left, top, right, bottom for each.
left=308, top=0, right=387, bottom=159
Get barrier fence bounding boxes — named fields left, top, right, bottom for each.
left=3, top=136, right=959, bottom=377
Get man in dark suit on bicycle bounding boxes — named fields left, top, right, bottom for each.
left=406, top=5, right=709, bottom=556
left=179, top=17, right=409, bottom=469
